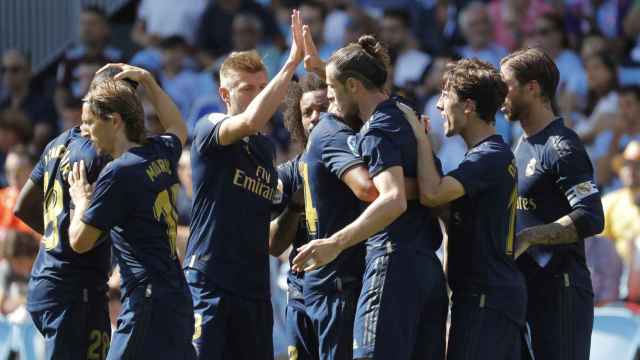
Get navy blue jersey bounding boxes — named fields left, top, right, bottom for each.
left=356, top=99, right=443, bottom=256
left=27, top=127, right=111, bottom=311
left=82, top=134, right=188, bottom=303
left=446, top=135, right=526, bottom=324
left=300, top=114, right=365, bottom=295
left=514, top=118, right=602, bottom=290
left=276, top=155, right=307, bottom=293
left=185, top=113, right=277, bottom=300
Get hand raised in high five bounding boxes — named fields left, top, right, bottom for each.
left=285, top=9, right=305, bottom=66
left=302, top=25, right=326, bottom=79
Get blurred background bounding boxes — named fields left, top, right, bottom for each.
left=1, top=0, right=640, bottom=358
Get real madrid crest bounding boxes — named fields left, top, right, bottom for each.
left=525, top=158, right=537, bottom=177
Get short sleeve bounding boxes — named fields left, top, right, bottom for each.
left=358, top=128, right=402, bottom=178
left=322, top=128, right=364, bottom=179
left=273, top=158, right=301, bottom=214
left=447, top=150, right=505, bottom=197
left=82, top=164, right=129, bottom=231
left=30, top=157, right=46, bottom=186
left=193, top=113, right=228, bottom=156
left=548, top=136, right=599, bottom=207
left=157, top=133, right=183, bottom=164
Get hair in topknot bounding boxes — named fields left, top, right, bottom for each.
left=328, top=35, right=390, bottom=90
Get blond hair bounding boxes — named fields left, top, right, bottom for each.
left=219, top=50, right=266, bottom=88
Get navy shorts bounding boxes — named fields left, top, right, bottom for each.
left=447, top=296, right=523, bottom=360
left=284, top=292, right=318, bottom=360
left=30, top=296, right=110, bottom=360
left=526, top=272, right=594, bottom=360
left=185, top=269, right=274, bottom=360
left=353, top=250, right=448, bottom=360
left=306, top=280, right=360, bottom=360
left=107, top=283, right=195, bottom=360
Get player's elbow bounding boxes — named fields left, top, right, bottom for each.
left=69, top=228, right=92, bottom=254
left=419, top=191, right=444, bottom=208
left=354, top=182, right=379, bottom=203
left=386, top=191, right=407, bottom=218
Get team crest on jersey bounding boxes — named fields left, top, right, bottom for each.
left=525, top=158, right=537, bottom=177
left=347, top=135, right=359, bottom=156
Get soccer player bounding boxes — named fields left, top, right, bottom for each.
left=400, top=59, right=527, bottom=359
left=293, top=35, right=447, bottom=360
left=500, top=48, right=604, bottom=360
left=270, top=74, right=330, bottom=360
left=67, top=63, right=194, bottom=359
left=13, top=69, right=119, bottom=360
left=182, top=10, right=304, bottom=359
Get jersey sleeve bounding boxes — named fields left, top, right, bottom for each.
left=548, top=135, right=604, bottom=238
left=30, top=156, right=46, bottom=186
left=157, top=133, right=183, bottom=165
left=322, top=127, right=364, bottom=179
left=193, top=113, right=229, bottom=156
left=82, top=163, right=129, bottom=231
left=358, top=128, right=402, bottom=178
left=273, top=157, right=301, bottom=214
left=447, top=149, right=506, bottom=197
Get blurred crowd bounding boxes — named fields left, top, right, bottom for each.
left=1, top=0, right=640, bottom=356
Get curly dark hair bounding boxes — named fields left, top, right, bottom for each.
left=283, top=74, right=327, bottom=145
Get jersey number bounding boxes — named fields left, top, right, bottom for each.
left=299, top=162, right=318, bottom=237
left=87, top=329, right=109, bottom=360
left=153, top=184, right=180, bottom=258
left=43, top=172, right=64, bottom=251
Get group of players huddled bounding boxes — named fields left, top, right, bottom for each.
left=11, top=9, right=604, bottom=360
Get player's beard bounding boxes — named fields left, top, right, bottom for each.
left=503, top=97, right=523, bottom=122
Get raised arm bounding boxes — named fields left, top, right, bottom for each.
left=217, top=10, right=305, bottom=146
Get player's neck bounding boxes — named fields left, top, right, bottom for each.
left=520, top=102, right=555, bottom=137
left=359, top=91, right=388, bottom=122
left=111, top=136, right=139, bottom=159
left=461, top=118, right=495, bottom=149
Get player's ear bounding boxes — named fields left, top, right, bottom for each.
left=346, top=77, right=359, bottom=94
left=219, top=86, right=230, bottom=105
left=464, top=98, right=476, bottom=116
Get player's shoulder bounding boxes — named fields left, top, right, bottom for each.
left=194, top=112, right=228, bottom=134
left=542, top=118, right=585, bottom=157
left=467, top=135, right=513, bottom=164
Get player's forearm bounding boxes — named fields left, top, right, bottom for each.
left=240, top=61, right=298, bottom=133
left=142, top=77, right=188, bottom=144
left=68, top=200, right=95, bottom=253
left=333, top=191, right=406, bottom=251
left=269, top=206, right=301, bottom=257
left=415, top=136, right=445, bottom=207
left=522, top=215, right=579, bottom=246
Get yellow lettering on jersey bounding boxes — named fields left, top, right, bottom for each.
left=43, top=145, right=67, bottom=165
left=516, top=197, right=537, bottom=211
left=232, top=168, right=275, bottom=201
left=146, top=159, right=172, bottom=182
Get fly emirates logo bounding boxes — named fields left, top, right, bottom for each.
left=232, top=165, right=275, bottom=201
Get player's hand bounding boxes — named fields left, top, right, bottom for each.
left=302, top=24, right=326, bottom=78
left=514, top=228, right=535, bottom=258
left=285, top=9, right=305, bottom=66
left=292, top=237, right=342, bottom=272
left=396, top=101, right=430, bottom=137
left=68, top=160, right=93, bottom=206
left=97, top=63, right=153, bottom=86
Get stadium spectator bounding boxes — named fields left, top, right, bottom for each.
left=456, top=2, right=508, bottom=68
left=0, top=146, right=36, bottom=235
left=488, top=0, right=553, bottom=52
left=55, top=5, right=123, bottom=114
left=131, top=0, right=207, bottom=47
left=574, top=51, right=619, bottom=169
left=585, top=235, right=623, bottom=306
left=195, top=0, right=284, bottom=68
left=1, top=49, right=57, bottom=152
left=296, top=1, right=337, bottom=76
left=227, top=12, right=282, bottom=79
left=602, top=141, right=640, bottom=268
left=59, top=96, right=83, bottom=131
left=0, top=110, right=33, bottom=186
left=0, top=229, right=38, bottom=316
left=381, top=8, right=431, bottom=91
left=528, top=13, right=588, bottom=119
left=413, top=0, right=464, bottom=56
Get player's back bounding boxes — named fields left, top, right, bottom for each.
left=90, top=134, right=188, bottom=302
left=28, top=127, right=111, bottom=312
left=185, top=113, right=277, bottom=300
left=356, top=99, right=443, bottom=256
